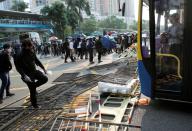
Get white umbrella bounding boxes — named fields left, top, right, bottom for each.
left=49, top=36, right=58, bottom=41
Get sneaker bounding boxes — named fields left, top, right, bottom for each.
left=98, top=60, right=103, bottom=63
left=6, top=93, right=15, bottom=97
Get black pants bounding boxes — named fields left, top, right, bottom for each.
left=88, top=49, right=93, bottom=62
left=98, top=51, right=102, bottom=62
left=24, top=70, right=48, bottom=107
left=65, top=50, right=74, bottom=62
left=82, top=48, right=88, bottom=59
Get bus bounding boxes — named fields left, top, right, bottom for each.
left=137, top=0, right=192, bottom=102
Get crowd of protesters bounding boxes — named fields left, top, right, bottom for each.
left=35, top=33, right=137, bottom=64
left=0, top=32, right=137, bottom=107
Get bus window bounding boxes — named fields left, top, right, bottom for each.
left=155, top=0, right=184, bottom=89
left=141, top=1, right=150, bottom=58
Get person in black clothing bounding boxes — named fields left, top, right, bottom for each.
left=81, top=38, right=88, bottom=59
left=63, top=38, right=75, bottom=63
left=0, top=44, right=15, bottom=104
left=87, top=38, right=94, bottom=64
left=73, top=38, right=79, bottom=58
left=95, top=36, right=103, bottom=63
left=14, top=39, right=48, bottom=108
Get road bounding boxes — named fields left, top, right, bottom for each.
left=130, top=100, right=192, bottom=131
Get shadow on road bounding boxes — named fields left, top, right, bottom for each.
left=131, top=100, right=192, bottom=131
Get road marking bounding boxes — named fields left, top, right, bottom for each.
left=11, top=87, right=27, bottom=91
left=10, top=75, right=20, bottom=78
left=79, top=71, right=86, bottom=76
left=90, top=70, right=98, bottom=74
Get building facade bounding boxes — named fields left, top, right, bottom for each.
left=0, top=0, right=13, bottom=10
left=88, top=0, right=134, bottom=18
left=29, top=0, right=58, bottom=14
left=0, top=0, right=30, bottom=11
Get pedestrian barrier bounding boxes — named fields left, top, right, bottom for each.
left=50, top=117, right=141, bottom=131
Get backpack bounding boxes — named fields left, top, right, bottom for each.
left=87, top=41, right=93, bottom=49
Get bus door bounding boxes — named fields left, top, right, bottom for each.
left=154, top=0, right=185, bottom=100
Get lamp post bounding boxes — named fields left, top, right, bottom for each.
left=16, top=0, right=20, bottom=11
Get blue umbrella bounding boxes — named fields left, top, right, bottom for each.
left=101, top=36, right=111, bottom=49
left=109, top=36, right=117, bottom=48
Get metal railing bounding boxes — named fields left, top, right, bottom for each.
left=50, top=117, right=141, bottom=131
left=0, top=19, right=50, bottom=25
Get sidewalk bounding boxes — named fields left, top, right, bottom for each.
left=0, top=53, right=121, bottom=108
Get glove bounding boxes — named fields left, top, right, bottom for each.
left=22, top=75, right=32, bottom=83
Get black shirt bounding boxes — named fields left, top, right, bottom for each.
left=14, top=49, right=45, bottom=77
left=0, top=51, right=12, bottom=73
left=95, top=40, right=103, bottom=51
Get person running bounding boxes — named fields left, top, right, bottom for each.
left=0, top=44, right=15, bottom=104
left=14, top=39, right=48, bottom=108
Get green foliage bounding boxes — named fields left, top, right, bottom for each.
left=129, top=20, right=149, bottom=31
left=0, top=33, right=6, bottom=38
left=11, top=0, right=28, bottom=12
left=64, top=0, right=91, bottom=21
left=41, top=0, right=91, bottom=39
left=66, top=9, right=79, bottom=31
left=129, top=20, right=138, bottom=31
left=142, top=20, right=150, bottom=31
left=99, top=16, right=126, bottom=30
left=80, top=16, right=97, bottom=35
left=41, top=1, right=67, bottom=40
left=79, top=16, right=127, bottom=35
left=64, top=26, right=73, bottom=36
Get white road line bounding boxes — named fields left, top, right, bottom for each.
left=11, top=87, right=27, bottom=91
left=10, top=75, right=20, bottom=78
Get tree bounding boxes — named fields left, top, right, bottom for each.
left=129, top=20, right=138, bottom=31
left=142, top=20, right=150, bottom=31
left=80, top=16, right=97, bottom=35
left=64, top=0, right=91, bottom=19
left=41, top=1, right=67, bottom=40
left=66, top=9, right=79, bottom=32
left=99, top=16, right=127, bottom=30
left=64, top=26, right=73, bottom=37
left=63, top=0, right=91, bottom=33
left=11, top=0, right=28, bottom=12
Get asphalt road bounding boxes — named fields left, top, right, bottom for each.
left=130, top=100, right=192, bottom=131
